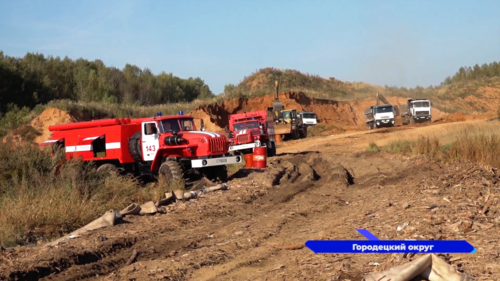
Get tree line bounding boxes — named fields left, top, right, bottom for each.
left=443, top=61, right=500, bottom=84
left=0, top=51, right=214, bottom=114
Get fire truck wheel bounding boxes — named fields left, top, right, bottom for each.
left=267, top=141, right=276, bottom=157
left=214, top=165, right=228, bottom=183
left=128, top=132, right=143, bottom=162
left=159, top=161, right=186, bottom=190
left=97, top=164, right=119, bottom=177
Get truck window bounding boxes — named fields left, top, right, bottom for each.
left=376, top=106, right=392, bottom=113
left=234, top=123, right=245, bottom=131
left=180, top=119, right=195, bottom=131
left=303, top=113, right=316, bottom=119
left=159, top=119, right=181, bottom=133
left=282, top=111, right=291, bottom=119
left=414, top=101, right=430, bottom=108
left=234, top=121, right=259, bottom=131
left=144, top=123, right=158, bottom=135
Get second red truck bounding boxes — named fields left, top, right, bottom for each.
left=224, top=110, right=277, bottom=157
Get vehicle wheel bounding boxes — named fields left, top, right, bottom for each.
left=267, top=141, right=275, bottom=157
left=292, top=129, right=300, bottom=140
left=299, top=127, right=307, bottom=138
left=158, top=161, right=185, bottom=190
left=202, top=166, right=228, bottom=183
left=97, top=163, right=120, bottom=177
left=128, top=131, right=142, bottom=162
left=214, top=165, right=228, bottom=183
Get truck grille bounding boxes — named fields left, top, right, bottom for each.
left=208, top=137, right=228, bottom=154
left=416, top=111, right=430, bottom=116
left=237, top=134, right=250, bottom=143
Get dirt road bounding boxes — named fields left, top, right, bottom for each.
left=2, top=121, right=499, bottom=280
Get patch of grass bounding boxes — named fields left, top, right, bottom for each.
left=382, top=121, right=500, bottom=168
left=308, top=124, right=344, bottom=137
left=383, top=140, right=415, bottom=154
left=366, top=142, right=380, bottom=152
left=0, top=142, right=151, bottom=247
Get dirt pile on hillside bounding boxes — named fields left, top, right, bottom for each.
left=2, top=108, right=77, bottom=146
left=190, top=92, right=447, bottom=133
left=30, top=108, right=77, bottom=144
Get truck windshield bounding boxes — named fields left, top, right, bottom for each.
left=159, top=119, right=195, bottom=133
left=233, top=121, right=259, bottom=131
left=282, top=111, right=291, bottom=119
left=302, top=113, right=316, bottom=119
left=414, top=101, right=430, bottom=108
left=376, top=106, right=393, bottom=113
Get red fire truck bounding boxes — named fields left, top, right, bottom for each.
left=40, top=112, right=242, bottom=186
left=224, top=109, right=277, bottom=156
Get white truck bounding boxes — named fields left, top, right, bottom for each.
left=400, top=99, right=432, bottom=125
left=364, top=92, right=399, bottom=130
left=365, top=105, right=396, bottom=129
left=298, top=111, right=317, bottom=126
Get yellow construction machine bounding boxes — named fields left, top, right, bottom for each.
left=267, top=81, right=307, bottom=140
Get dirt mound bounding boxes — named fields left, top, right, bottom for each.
left=3, top=108, right=77, bottom=146
left=30, top=108, right=77, bottom=144
left=442, top=112, right=467, bottom=123
left=436, top=85, right=500, bottom=113
left=190, top=92, right=448, bottom=133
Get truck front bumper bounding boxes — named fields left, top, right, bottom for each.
left=376, top=118, right=395, bottom=127
left=228, top=142, right=257, bottom=152
left=191, top=155, right=243, bottom=168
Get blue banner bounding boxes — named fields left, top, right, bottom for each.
left=305, top=229, right=476, bottom=253
left=305, top=240, right=476, bottom=253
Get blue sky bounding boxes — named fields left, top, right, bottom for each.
left=1, top=0, right=499, bottom=94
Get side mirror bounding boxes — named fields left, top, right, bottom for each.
left=224, top=125, right=230, bottom=133
left=200, top=119, right=205, bottom=131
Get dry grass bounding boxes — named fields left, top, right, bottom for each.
left=377, top=120, right=500, bottom=167
left=0, top=142, right=150, bottom=247
left=308, top=124, right=345, bottom=137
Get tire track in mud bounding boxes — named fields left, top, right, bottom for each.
left=107, top=152, right=354, bottom=280
left=162, top=154, right=357, bottom=280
